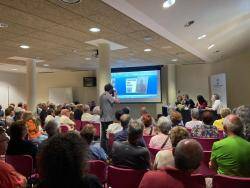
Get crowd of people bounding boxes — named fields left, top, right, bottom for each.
left=0, top=84, right=250, bottom=187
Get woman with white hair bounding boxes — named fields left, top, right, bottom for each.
left=185, top=108, right=203, bottom=129
left=92, top=106, right=101, bottom=123
left=149, top=116, right=172, bottom=150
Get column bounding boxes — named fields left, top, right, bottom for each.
left=26, top=59, right=37, bottom=113
left=167, top=64, right=177, bottom=105
left=97, top=43, right=111, bottom=98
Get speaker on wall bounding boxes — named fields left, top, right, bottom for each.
left=83, top=77, right=96, bottom=87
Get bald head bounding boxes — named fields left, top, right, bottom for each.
left=140, top=106, right=148, bottom=115
left=223, top=114, right=243, bottom=136
left=120, top=114, right=131, bottom=129
left=174, top=139, right=203, bottom=172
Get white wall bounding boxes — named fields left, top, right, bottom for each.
left=37, top=71, right=97, bottom=104
left=0, top=71, right=26, bottom=108
left=176, top=49, right=250, bottom=108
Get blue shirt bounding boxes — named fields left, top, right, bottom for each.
left=89, top=143, right=108, bottom=161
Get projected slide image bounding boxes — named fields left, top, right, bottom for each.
left=111, top=69, right=161, bottom=103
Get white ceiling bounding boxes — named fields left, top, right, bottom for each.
left=103, top=0, right=250, bottom=62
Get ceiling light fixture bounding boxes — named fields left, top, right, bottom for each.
left=208, top=44, right=215, bottom=50
left=144, top=36, right=153, bottom=42
left=144, top=48, right=152, bottom=52
left=0, top=22, right=8, bottom=28
left=89, top=27, right=101, bottom=33
left=171, top=58, right=178, bottom=62
left=85, top=57, right=91, bottom=61
left=20, top=44, right=30, bottom=49
left=198, top=34, right=207, bottom=40
left=43, top=64, right=49, bottom=67
left=163, top=0, right=176, bottom=8
left=60, top=0, right=81, bottom=4
left=11, top=68, right=17, bottom=71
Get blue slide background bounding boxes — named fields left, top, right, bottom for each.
left=111, top=70, right=158, bottom=97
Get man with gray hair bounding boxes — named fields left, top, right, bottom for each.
left=210, top=114, right=250, bottom=177
left=139, top=139, right=204, bottom=188
left=234, top=105, right=250, bottom=141
left=111, top=120, right=151, bottom=170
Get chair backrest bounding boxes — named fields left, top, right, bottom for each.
left=148, top=147, right=160, bottom=161
left=81, top=121, right=91, bottom=129
left=6, top=155, right=33, bottom=177
left=75, top=120, right=82, bottom=131
left=107, top=165, right=147, bottom=188
left=203, top=151, right=211, bottom=167
left=143, top=135, right=153, bottom=147
left=218, top=130, right=224, bottom=139
left=60, top=125, right=69, bottom=133
left=108, top=133, right=115, bottom=150
left=212, top=174, right=250, bottom=188
left=92, top=122, right=101, bottom=138
left=193, top=137, right=219, bottom=151
left=87, top=160, right=107, bottom=184
left=190, top=174, right=206, bottom=188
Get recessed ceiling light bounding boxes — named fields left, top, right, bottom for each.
left=43, top=64, right=49, bottom=67
left=0, top=23, right=8, bottom=28
left=11, top=68, right=17, bottom=71
left=85, top=57, right=91, bottom=61
left=144, top=48, right=152, bottom=52
left=163, top=0, right=176, bottom=8
left=208, top=44, right=215, bottom=50
left=171, top=58, right=178, bottom=62
left=20, top=44, right=30, bottom=49
left=198, top=34, right=207, bottom=40
left=60, top=0, right=81, bottom=4
left=89, top=27, right=101, bottom=33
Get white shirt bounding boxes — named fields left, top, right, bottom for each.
left=185, top=120, right=203, bottom=129
left=60, top=115, right=75, bottom=126
left=212, top=99, right=223, bottom=114
left=106, top=122, right=122, bottom=139
left=92, top=115, right=100, bottom=123
left=81, top=113, right=93, bottom=122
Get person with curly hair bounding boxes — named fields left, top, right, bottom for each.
left=37, top=132, right=102, bottom=188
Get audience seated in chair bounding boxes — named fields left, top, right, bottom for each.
left=234, top=105, right=250, bottom=141
left=81, top=104, right=93, bottom=122
left=44, top=109, right=55, bottom=126
left=154, top=126, right=190, bottom=170
left=106, top=110, right=123, bottom=139
left=37, top=132, right=102, bottom=188
left=114, top=115, right=146, bottom=147
left=169, top=111, right=184, bottom=127
left=92, top=106, right=101, bottom=123
left=111, top=120, right=151, bottom=170
left=60, top=109, right=75, bottom=130
left=149, top=116, right=172, bottom=150
left=139, top=139, right=204, bottom=188
left=6, top=121, right=38, bottom=160
left=192, top=110, right=218, bottom=138
left=213, top=108, right=231, bottom=131
left=80, top=124, right=107, bottom=161
left=142, top=114, right=156, bottom=136
left=23, top=111, right=47, bottom=144
left=185, top=108, right=203, bottom=129
left=210, top=114, right=250, bottom=177
left=73, top=104, right=83, bottom=121
left=138, top=106, right=155, bottom=125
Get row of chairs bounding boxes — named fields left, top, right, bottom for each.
left=4, top=155, right=250, bottom=188
left=87, top=160, right=250, bottom=188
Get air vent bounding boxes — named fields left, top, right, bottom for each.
left=184, top=20, right=195, bottom=27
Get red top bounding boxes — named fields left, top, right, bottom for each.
left=139, top=167, right=205, bottom=188
left=0, top=160, right=26, bottom=188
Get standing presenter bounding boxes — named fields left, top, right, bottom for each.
left=100, top=83, right=119, bottom=152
